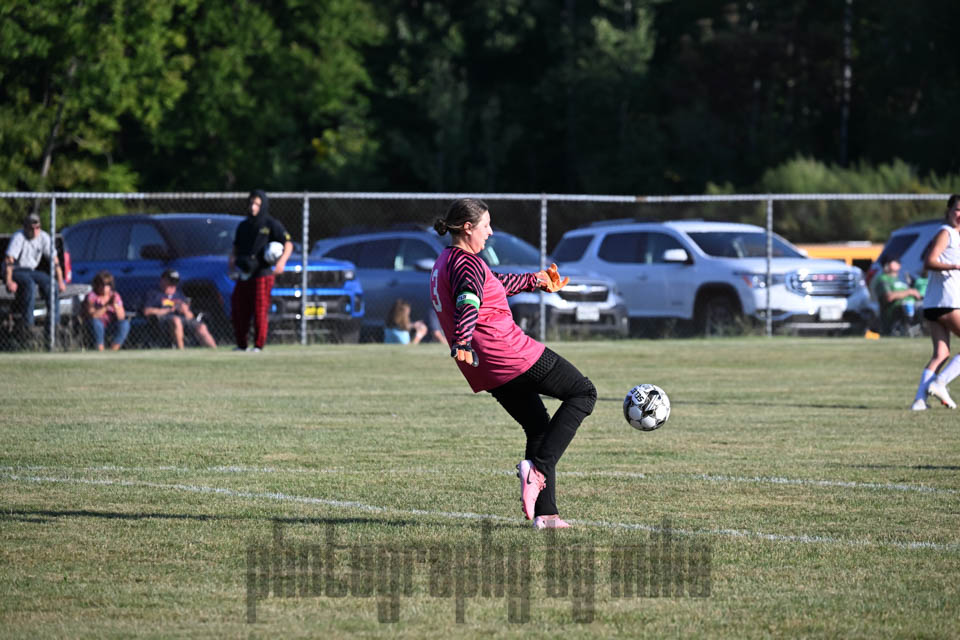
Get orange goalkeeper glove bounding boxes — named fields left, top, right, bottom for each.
left=536, top=263, right=569, bottom=293
left=451, top=342, right=480, bottom=367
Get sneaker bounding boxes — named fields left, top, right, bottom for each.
left=927, top=380, right=957, bottom=409
left=516, top=459, right=545, bottom=520
left=910, top=398, right=929, bottom=411
left=232, top=346, right=248, bottom=352
left=533, top=515, right=570, bottom=530
left=250, top=347, right=262, bottom=353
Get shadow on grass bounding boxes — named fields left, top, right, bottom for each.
left=837, top=463, right=960, bottom=471
left=0, top=510, right=516, bottom=531
left=598, top=396, right=871, bottom=410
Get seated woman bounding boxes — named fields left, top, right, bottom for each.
left=383, top=299, right=428, bottom=345
left=83, top=270, right=130, bottom=351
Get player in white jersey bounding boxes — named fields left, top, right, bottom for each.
left=912, top=195, right=960, bottom=409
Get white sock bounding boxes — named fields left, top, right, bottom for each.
left=936, top=355, right=960, bottom=387
left=916, top=368, right=935, bottom=401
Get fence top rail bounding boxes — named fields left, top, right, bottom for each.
left=0, top=191, right=952, bottom=202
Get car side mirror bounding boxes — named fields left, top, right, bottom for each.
left=662, top=248, right=691, bottom=264
left=414, top=258, right=435, bottom=272
left=140, top=244, right=170, bottom=261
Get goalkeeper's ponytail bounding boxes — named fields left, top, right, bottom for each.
left=434, top=198, right=489, bottom=238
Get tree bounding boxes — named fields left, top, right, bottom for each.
left=0, top=0, right=193, bottom=225
left=132, top=0, right=384, bottom=191
left=365, top=0, right=659, bottom=193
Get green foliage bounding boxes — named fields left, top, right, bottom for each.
left=366, top=0, right=660, bottom=192
left=0, top=0, right=194, bottom=228
left=4, top=0, right=960, bottom=216
left=0, top=0, right=383, bottom=229
left=714, top=155, right=953, bottom=242
left=141, top=0, right=384, bottom=191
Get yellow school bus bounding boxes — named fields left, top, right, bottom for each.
left=797, top=242, right=883, bottom=273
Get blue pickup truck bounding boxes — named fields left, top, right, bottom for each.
left=62, top=213, right=364, bottom=344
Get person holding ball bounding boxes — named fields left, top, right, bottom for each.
left=229, top=190, right=292, bottom=352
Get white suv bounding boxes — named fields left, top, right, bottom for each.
left=551, top=220, right=877, bottom=335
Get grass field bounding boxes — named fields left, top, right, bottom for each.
left=2, top=338, right=959, bottom=638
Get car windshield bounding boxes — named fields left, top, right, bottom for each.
left=159, top=217, right=240, bottom=257
left=686, top=231, right=804, bottom=259
left=877, top=233, right=919, bottom=264
left=478, top=232, right=541, bottom=266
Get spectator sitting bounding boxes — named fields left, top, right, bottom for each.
left=875, top=257, right=922, bottom=333
left=427, top=308, right=445, bottom=343
left=142, top=269, right=217, bottom=349
left=4, top=212, right=66, bottom=335
left=384, top=299, right=427, bottom=345
left=83, top=270, right=130, bottom=351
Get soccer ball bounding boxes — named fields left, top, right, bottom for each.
left=263, top=241, right=284, bottom=264
left=623, top=384, right=671, bottom=431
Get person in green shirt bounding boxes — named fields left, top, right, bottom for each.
left=875, top=257, right=922, bottom=333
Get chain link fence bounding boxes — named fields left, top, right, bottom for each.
left=0, top=191, right=950, bottom=351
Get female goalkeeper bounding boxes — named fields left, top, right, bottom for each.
left=430, top=198, right=596, bottom=529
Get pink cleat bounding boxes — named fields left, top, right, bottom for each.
left=534, top=515, right=570, bottom=530
left=516, top=459, right=545, bottom=520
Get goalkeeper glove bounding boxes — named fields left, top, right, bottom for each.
left=451, top=342, right=480, bottom=367
left=537, top=263, right=570, bottom=293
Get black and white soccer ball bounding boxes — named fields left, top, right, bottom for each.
left=623, top=384, right=671, bottom=431
left=263, top=241, right=284, bottom=264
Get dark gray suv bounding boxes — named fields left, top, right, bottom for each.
left=312, top=226, right=628, bottom=341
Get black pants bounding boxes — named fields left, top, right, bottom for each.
left=489, top=347, right=596, bottom=517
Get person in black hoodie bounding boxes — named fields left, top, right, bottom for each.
left=229, top=190, right=292, bottom=351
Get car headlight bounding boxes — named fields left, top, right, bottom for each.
left=734, top=272, right=785, bottom=288
left=344, top=269, right=355, bottom=280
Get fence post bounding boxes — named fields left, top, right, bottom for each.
left=539, top=195, right=548, bottom=343
left=765, top=198, right=773, bottom=337
left=48, top=196, right=57, bottom=351
left=301, top=194, right=310, bottom=346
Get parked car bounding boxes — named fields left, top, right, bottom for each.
left=311, top=225, right=628, bottom=341
left=551, top=219, right=877, bottom=335
left=62, top=214, right=364, bottom=344
left=867, top=219, right=941, bottom=291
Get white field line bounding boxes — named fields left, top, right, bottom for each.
left=2, top=471, right=958, bottom=553
left=0, top=464, right=956, bottom=496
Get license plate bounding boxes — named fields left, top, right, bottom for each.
left=305, top=304, right=327, bottom=318
left=819, top=305, right=843, bottom=321
left=575, top=305, right=601, bottom=322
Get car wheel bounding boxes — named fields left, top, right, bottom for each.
left=513, top=309, right=540, bottom=337
left=698, top=294, right=740, bottom=337
left=333, top=320, right=361, bottom=344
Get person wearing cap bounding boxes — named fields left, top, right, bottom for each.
left=4, top=213, right=66, bottom=331
left=228, top=190, right=292, bottom=351
left=142, top=270, right=217, bottom=349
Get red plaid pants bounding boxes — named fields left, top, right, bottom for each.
left=231, top=275, right=274, bottom=349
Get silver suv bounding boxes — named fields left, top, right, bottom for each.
left=312, top=226, right=628, bottom=341
left=867, top=219, right=941, bottom=289
left=551, top=220, right=877, bottom=335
